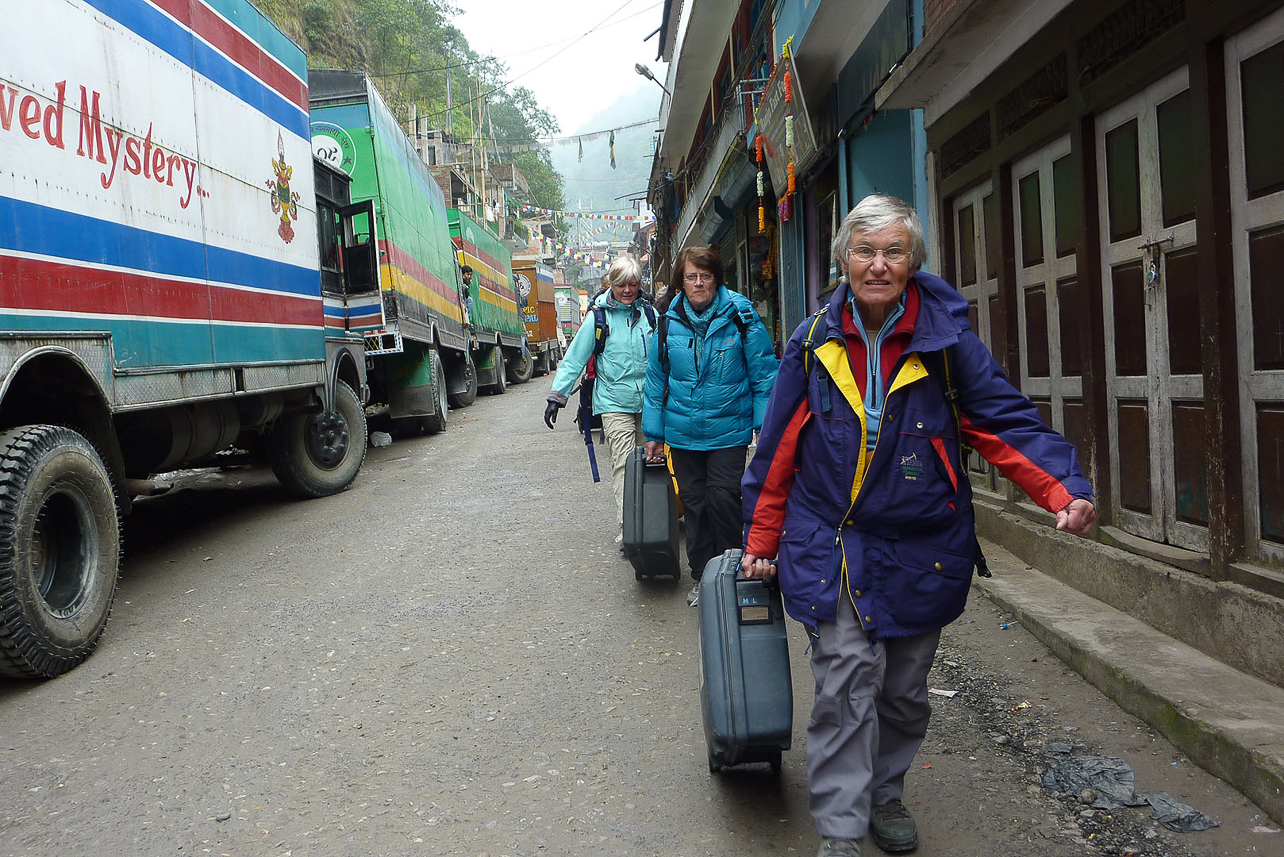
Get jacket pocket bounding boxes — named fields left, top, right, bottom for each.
left=876, top=405, right=959, bottom=519
left=708, top=334, right=741, bottom=382
left=884, top=539, right=974, bottom=628
left=776, top=519, right=837, bottom=614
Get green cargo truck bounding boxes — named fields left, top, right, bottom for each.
left=310, top=70, right=512, bottom=432
left=449, top=209, right=532, bottom=386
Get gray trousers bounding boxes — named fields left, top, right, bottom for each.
left=808, top=593, right=941, bottom=839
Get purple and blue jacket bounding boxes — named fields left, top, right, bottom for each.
left=742, top=273, right=1094, bottom=637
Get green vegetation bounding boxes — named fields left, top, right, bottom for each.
left=258, top=0, right=564, bottom=210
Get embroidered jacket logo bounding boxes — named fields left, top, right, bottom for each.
left=898, top=452, right=925, bottom=481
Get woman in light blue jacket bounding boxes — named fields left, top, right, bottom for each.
left=544, top=257, right=656, bottom=538
left=643, top=245, right=778, bottom=604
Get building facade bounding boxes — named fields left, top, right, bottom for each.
left=652, top=0, right=1284, bottom=698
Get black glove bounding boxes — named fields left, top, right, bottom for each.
left=544, top=400, right=562, bottom=430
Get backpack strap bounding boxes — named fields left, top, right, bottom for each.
left=922, top=344, right=990, bottom=577
left=801, top=306, right=831, bottom=413
left=591, top=305, right=609, bottom=357
left=657, top=314, right=671, bottom=406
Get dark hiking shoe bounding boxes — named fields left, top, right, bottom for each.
left=870, top=800, right=918, bottom=852
left=816, top=838, right=862, bottom=857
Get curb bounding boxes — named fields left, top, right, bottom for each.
left=973, top=538, right=1284, bottom=826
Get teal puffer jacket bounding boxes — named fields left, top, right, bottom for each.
left=642, top=286, right=779, bottom=451
left=549, top=293, right=655, bottom=414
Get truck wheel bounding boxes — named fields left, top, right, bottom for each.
left=0, top=425, right=120, bottom=679
left=447, top=353, right=478, bottom=409
left=485, top=348, right=508, bottom=395
left=507, top=348, right=534, bottom=384
left=420, top=348, right=448, bottom=434
left=267, top=380, right=367, bottom=498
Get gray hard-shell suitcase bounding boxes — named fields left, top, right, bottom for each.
left=622, top=447, right=682, bottom=580
left=698, top=549, right=793, bottom=772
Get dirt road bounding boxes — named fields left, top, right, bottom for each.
left=0, top=378, right=1275, bottom=856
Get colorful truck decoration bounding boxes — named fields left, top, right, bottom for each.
left=310, top=69, right=534, bottom=425
left=0, top=0, right=371, bottom=677
left=448, top=208, right=532, bottom=385
left=512, top=260, right=563, bottom=376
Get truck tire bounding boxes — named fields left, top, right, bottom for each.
left=0, top=425, right=120, bottom=679
left=507, top=348, right=534, bottom=384
left=420, top=348, right=449, bottom=433
left=447, top=353, right=478, bottom=409
left=485, top=347, right=508, bottom=395
left=267, top=380, right=367, bottom=498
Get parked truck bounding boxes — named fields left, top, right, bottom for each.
left=448, top=208, right=531, bottom=386
left=0, top=0, right=371, bottom=677
left=554, top=283, right=583, bottom=342
left=311, top=70, right=524, bottom=433
left=512, top=260, right=562, bottom=376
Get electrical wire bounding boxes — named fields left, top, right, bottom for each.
left=369, top=2, right=661, bottom=80
left=414, top=0, right=654, bottom=121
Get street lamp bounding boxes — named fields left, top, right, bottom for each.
left=634, top=63, right=672, bottom=97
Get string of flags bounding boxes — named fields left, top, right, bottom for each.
left=522, top=205, right=653, bottom=222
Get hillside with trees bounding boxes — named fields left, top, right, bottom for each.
left=257, top=0, right=565, bottom=209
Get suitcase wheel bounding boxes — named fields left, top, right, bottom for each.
left=635, top=566, right=644, bottom=581
left=708, top=753, right=723, bottom=774
left=770, top=749, right=783, bottom=773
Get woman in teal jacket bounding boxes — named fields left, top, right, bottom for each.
left=643, top=245, right=778, bottom=604
left=545, top=257, right=655, bottom=538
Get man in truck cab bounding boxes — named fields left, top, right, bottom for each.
left=461, top=265, right=475, bottom=327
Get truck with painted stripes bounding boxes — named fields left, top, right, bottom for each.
left=0, top=0, right=371, bottom=677
left=449, top=208, right=532, bottom=389
left=513, top=259, right=564, bottom=377
left=310, top=69, right=525, bottom=433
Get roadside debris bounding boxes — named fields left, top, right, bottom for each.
left=1042, top=752, right=1219, bottom=832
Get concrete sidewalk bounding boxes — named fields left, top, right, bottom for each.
left=974, top=536, right=1284, bottom=826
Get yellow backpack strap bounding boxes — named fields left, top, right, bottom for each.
left=801, top=305, right=829, bottom=374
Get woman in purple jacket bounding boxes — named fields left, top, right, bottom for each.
left=741, top=194, right=1096, bottom=857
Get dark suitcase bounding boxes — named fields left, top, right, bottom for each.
left=698, top=549, right=792, bottom=772
left=622, top=447, right=681, bottom=580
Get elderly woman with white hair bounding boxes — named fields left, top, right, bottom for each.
left=544, top=256, right=656, bottom=541
left=740, top=194, right=1097, bottom=857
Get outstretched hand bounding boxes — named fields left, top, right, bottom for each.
left=543, top=401, right=561, bottom=430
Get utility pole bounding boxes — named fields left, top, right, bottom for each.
left=445, top=46, right=453, bottom=138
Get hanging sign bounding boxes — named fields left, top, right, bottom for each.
left=755, top=48, right=817, bottom=195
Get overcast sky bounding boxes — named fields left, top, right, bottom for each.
left=453, top=0, right=670, bottom=135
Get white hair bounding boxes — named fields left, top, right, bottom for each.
left=831, top=194, right=927, bottom=272
left=603, top=256, right=642, bottom=288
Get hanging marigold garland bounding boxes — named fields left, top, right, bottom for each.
left=756, top=133, right=766, bottom=233
left=780, top=38, right=796, bottom=221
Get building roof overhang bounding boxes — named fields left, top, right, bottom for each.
left=875, top=0, right=1073, bottom=127
left=657, top=0, right=740, bottom=169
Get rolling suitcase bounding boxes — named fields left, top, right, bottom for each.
left=698, top=549, right=792, bottom=772
left=622, top=447, right=682, bottom=580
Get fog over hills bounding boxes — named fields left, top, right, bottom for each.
left=549, top=83, right=661, bottom=249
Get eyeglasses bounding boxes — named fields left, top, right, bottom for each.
left=847, top=245, right=910, bottom=265
left=683, top=272, right=715, bottom=284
